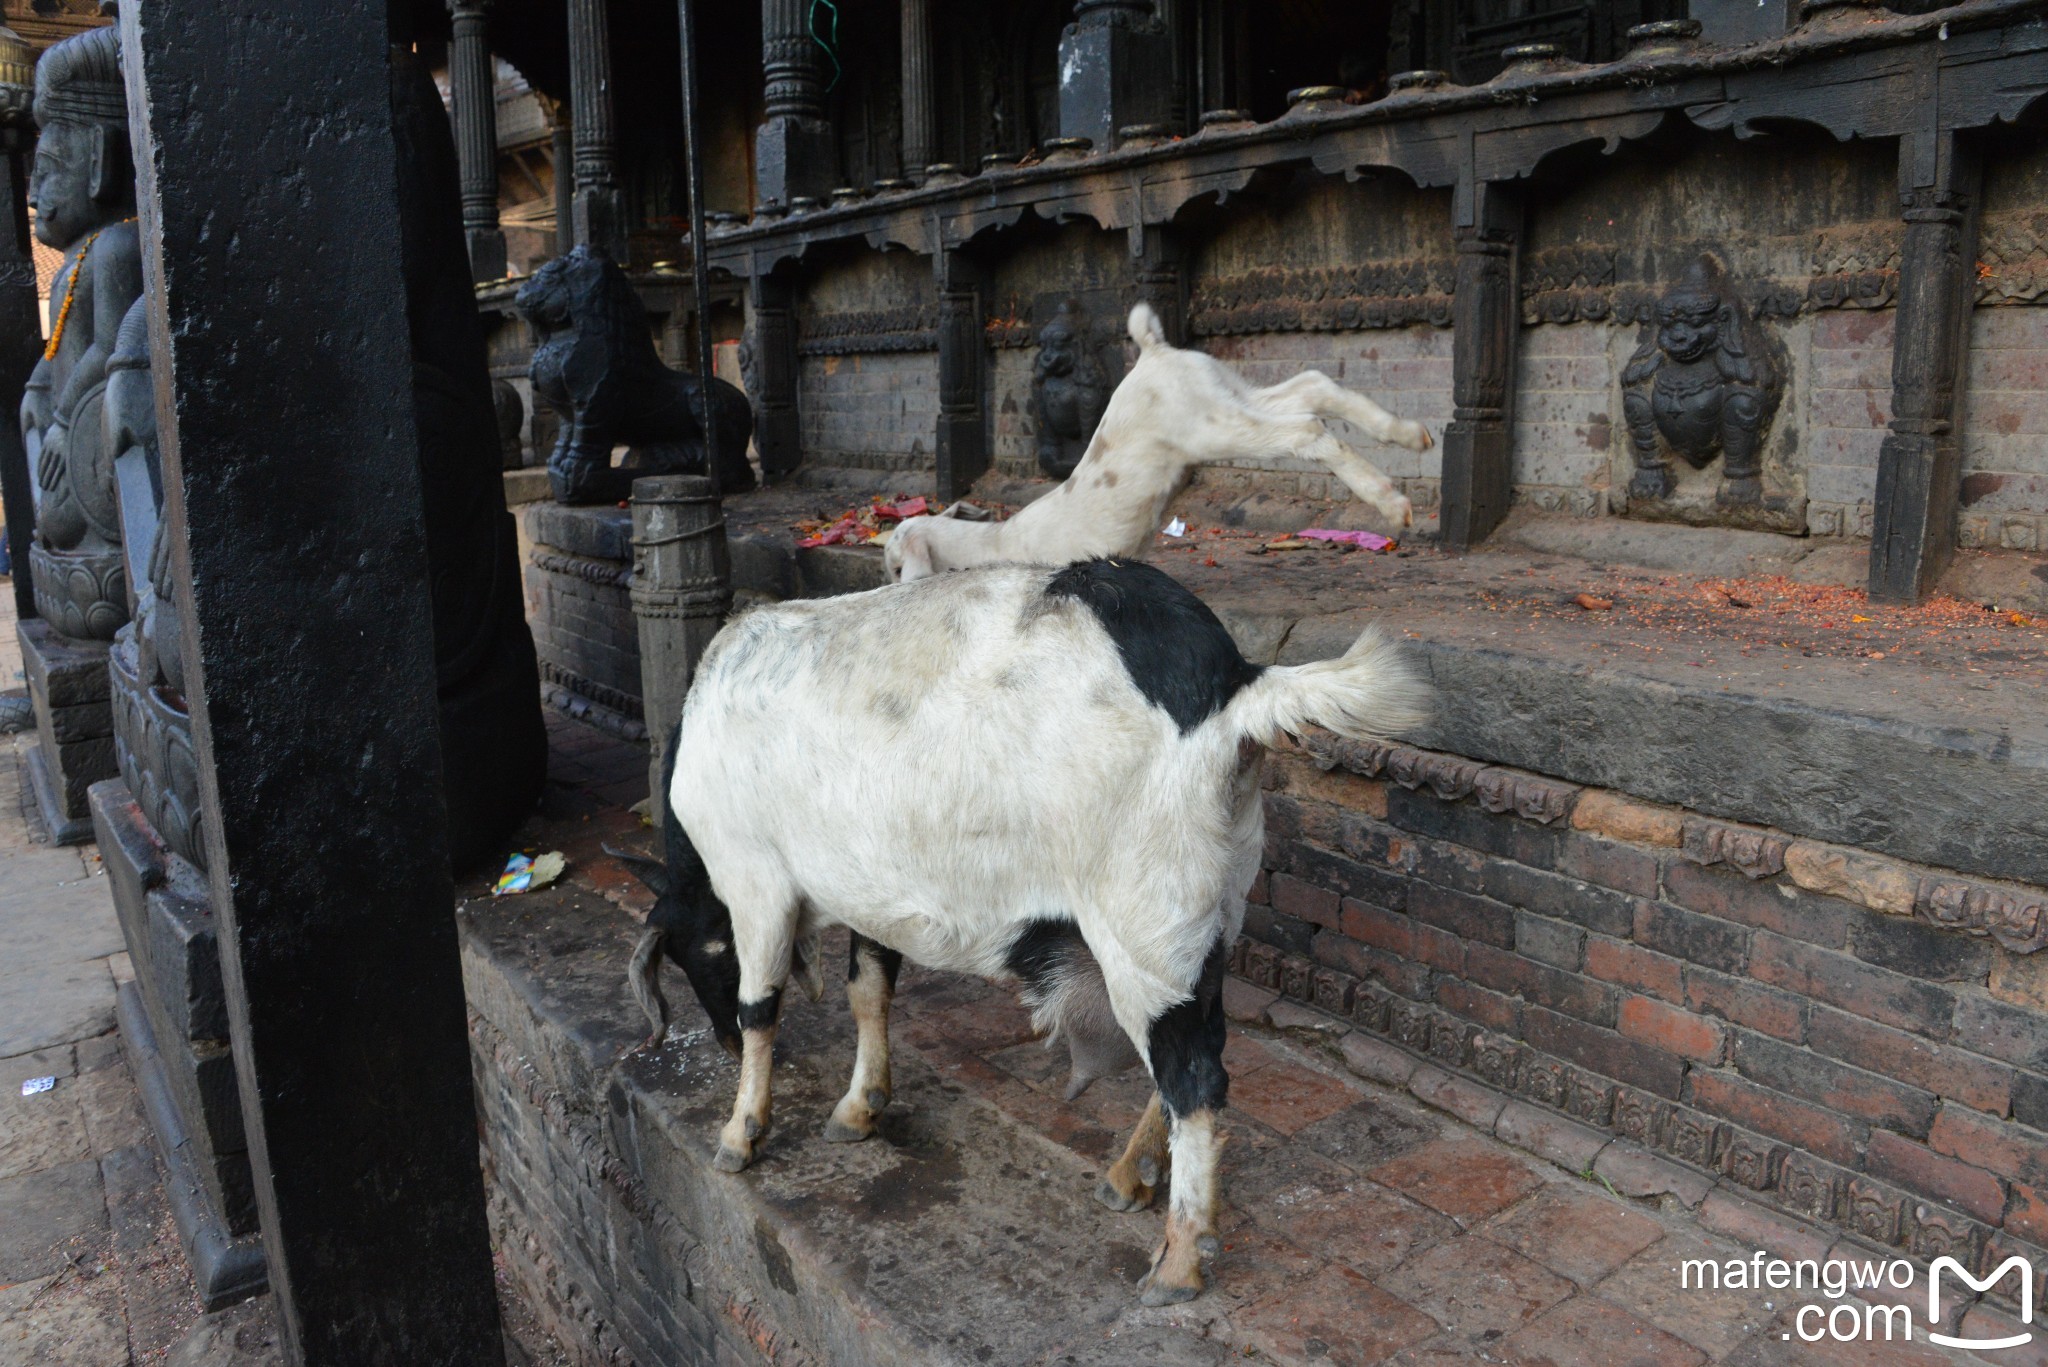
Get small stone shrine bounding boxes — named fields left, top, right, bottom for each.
left=15, top=23, right=139, bottom=842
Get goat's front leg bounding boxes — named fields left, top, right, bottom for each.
left=1096, top=1092, right=1169, bottom=1212
left=716, top=986, right=783, bottom=1172
left=1132, top=939, right=1230, bottom=1306
left=826, top=933, right=901, bottom=1142
left=1252, top=370, right=1434, bottom=453
left=1186, top=405, right=1416, bottom=529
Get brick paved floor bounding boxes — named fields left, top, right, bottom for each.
left=550, top=710, right=2040, bottom=1367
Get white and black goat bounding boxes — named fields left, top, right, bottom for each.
left=616, top=559, right=1426, bottom=1303
left=884, top=303, right=1433, bottom=582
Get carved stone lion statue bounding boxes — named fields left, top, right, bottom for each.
left=516, top=244, right=755, bottom=504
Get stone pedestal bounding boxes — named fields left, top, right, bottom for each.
left=629, top=476, right=731, bottom=828
left=1057, top=0, right=1176, bottom=152
left=92, top=781, right=265, bottom=1308
left=17, top=617, right=115, bottom=843
left=522, top=502, right=645, bottom=738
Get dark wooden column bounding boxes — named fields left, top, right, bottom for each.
left=122, top=4, right=503, bottom=1361
left=900, top=0, right=933, bottom=175
left=748, top=268, right=801, bottom=481
left=0, top=125, right=38, bottom=620
left=935, top=247, right=988, bottom=500
left=1439, top=178, right=1522, bottom=550
left=447, top=0, right=507, bottom=281
left=757, top=0, right=833, bottom=207
left=1129, top=223, right=1187, bottom=346
left=567, top=0, right=626, bottom=260
left=1058, top=0, right=1176, bottom=152
left=1868, top=130, right=1982, bottom=603
left=549, top=114, right=573, bottom=253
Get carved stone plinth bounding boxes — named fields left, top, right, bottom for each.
left=523, top=502, right=645, bottom=739
left=92, top=781, right=264, bottom=1309
left=108, top=633, right=205, bottom=868
left=16, top=617, right=113, bottom=842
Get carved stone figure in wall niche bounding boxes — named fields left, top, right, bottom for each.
left=20, top=24, right=141, bottom=640
left=1032, top=299, right=1116, bottom=479
left=1621, top=254, right=1784, bottom=511
left=516, top=244, right=755, bottom=503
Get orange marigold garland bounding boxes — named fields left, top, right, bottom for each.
left=42, top=216, right=136, bottom=362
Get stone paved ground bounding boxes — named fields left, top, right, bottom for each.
left=0, top=587, right=201, bottom=1366
left=558, top=710, right=2039, bottom=1367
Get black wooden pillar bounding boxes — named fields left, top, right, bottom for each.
left=1868, top=129, right=1982, bottom=603
left=567, top=0, right=627, bottom=260
left=749, top=267, right=802, bottom=481
left=757, top=0, right=833, bottom=206
left=1058, top=0, right=1176, bottom=152
left=900, top=0, right=934, bottom=176
left=550, top=114, right=573, bottom=253
left=448, top=0, right=507, bottom=281
left=935, top=246, right=989, bottom=500
left=1440, top=178, right=1522, bottom=550
left=0, top=118, right=38, bottom=621
left=1129, top=223, right=1187, bottom=346
left=122, top=5, right=503, bottom=1362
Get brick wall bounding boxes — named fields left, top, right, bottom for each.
left=1962, top=308, right=2048, bottom=552
left=1805, top=309, right=1894, bottom=539
left=1511, top=324, right=1614, bottom=516
left=1238, top=736, right=2048, bottom=1312
left=796, top=351, right=939, bottom=473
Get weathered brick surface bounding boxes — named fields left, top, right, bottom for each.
left=1241, top=739, right=2048, bottom=1269
left=797, top=351, right=938, bottom=472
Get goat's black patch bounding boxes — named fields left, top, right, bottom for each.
left=1044, top=559, right=1263, bottom=733
left=1004, top=917, right=1085, bottom=992
left=737, top=988, right=783, bottom=1032
left=1146, top=937, right=1230, bottom=1120
left=649, top=719, right=744, bottom=1052
left=849, top=932, right=903, bottom=990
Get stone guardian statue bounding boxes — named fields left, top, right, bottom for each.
left=20, top=22, right=140, bottom=638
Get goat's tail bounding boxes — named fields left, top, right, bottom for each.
left=1221, top=628, right=1430, bottom=749
left=1127, top=302, right=1168, bottom=352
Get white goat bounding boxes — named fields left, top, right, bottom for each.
left=884, top=304, right=1433, bottom=581
left=616, top=557, right=1427, bottom=1304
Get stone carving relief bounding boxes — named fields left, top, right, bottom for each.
left=1030, top=299, right=1116, bottom=479
left=1619, top=254, right=1791, bottom=526
left=20, top=24, right=140, bottom=640
left=516, top=244, right=756, bottom=503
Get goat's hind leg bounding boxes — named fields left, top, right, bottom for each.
left=825, top=932, right=902, bottom=1143
left=1097, top=1092, right=1169, bottom=1213
left=1252, top=370, right=1433, bottom=452
left=714, top=904, right=797, bottom=1173
left=1116, top=937, right=1230, bottom=1305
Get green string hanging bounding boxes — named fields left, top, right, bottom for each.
left=809, top=0, right=842, bottom=93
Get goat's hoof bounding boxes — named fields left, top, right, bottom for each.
left=1137, top=1273, right=1202, bottom=1306
left=1094, top=1177, right=1154, bottom=1213
left=1399, top=420, right=1433, bottom=452
left=823, top=1116, right=874, bottom=1144
left=712, top=1144, right=752, bottom=1173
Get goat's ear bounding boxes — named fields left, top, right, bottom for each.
left=602, top=844, right=671, bottom=897
left=888, top=520, right=937, bottom=582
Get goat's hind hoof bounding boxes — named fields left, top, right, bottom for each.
left=822, top=1116, right=874, bottom=1144
left=1094, top=1177, right=1154, bottom=1213
left=1137, top=1272, right=1203, bottom=1307
left=712, top=1143, right=752, bottom=1173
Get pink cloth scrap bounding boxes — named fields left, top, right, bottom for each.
left=1299, top=528, right=1396, bottom=551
